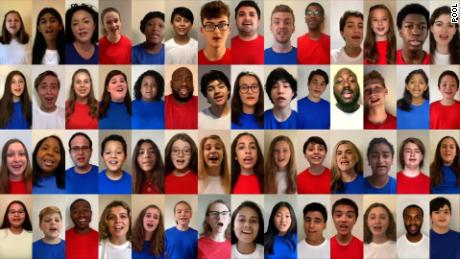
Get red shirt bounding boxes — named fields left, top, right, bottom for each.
left=396, top=49, right=430, bottom=64
left=397, top=171, right=430, bottom=194
left=66, top=228, right=98, bottom=259
left=66, top=101, right=98, bottom=129
left=165, top=171, right=198, bottom=194
left=232, top=174, right=261, bottom=194
left=99, top=35, right=132, bottom=64
left=198, top=48, right=231, bottom=64
left=141, top=181, right=161, bottom=194
left=9, top=179, right=30, bottom=194
left=331, top=235, right=363, bottom=259
left=198, top=236, right=231, bottom=259
left=364, top=112, right=396, bottom=129
left=165, top=95, right=198, bottom=129
left=297, top=168, right=331, bottom=194
left=430, top=100, right=460, bottom=129
left=297, top=33, right=330, bottom=64
left=231, top=35, right=264, bottom=64
left=364, top=40, right=388, bottom=64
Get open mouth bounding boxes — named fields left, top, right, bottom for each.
left=108, top=160, right=119, bottom=165
left=276, top=97, right=286, bottom=102
left=243, top=157, right=253, bottom=163
left=43, top=159, right=56, bottom=167
left=212, top=36, right=222, bottom=41
left=438, top=34, right=449, bottom=41
left=49, top=227, right=58, bottom=232
left=208, top=155, right=219, bottom=161
left=408, top=40, right=422, bottom=47
left=351, top=35, right=361, bottom=40
left=341, top=89, right=353, bottom=99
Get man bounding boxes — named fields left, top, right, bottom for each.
left=331, top=198, right=363, bottom=259
left=231, top=0, right=264, bottom=64
left=397, top=204, right=429, bottom=259
left=298, top=202, right=329, bottom=259
left=363, top=70, right=396, bottom=129
left=165, top=66, right=198, bottom=129
left=132, top=11, right=165, bottom=64
left=331, top=11, right=364, bottom=64
left=65, top=132, right=98, bottom=194
left=331, top=67, right=363, bottom=129
left=264, top=4, right=297, bottom=64
left=198, top=70, right=231, bottom=129
left=298, top=69, right=330, bottom=129
left=66, top=199, right=98, bottom=259
left=298, top=2, right=330, bottom=64
left=32, top=70, right=65, bottom=129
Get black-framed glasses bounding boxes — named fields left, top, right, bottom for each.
left=208, top=211, right=230, bottom=218
left=239, top=84, right=260, bottom=94
left=203, top=23, right=230, bottom=32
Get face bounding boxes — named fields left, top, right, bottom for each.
left=38, top=12, right=62, bottom=42
left=137, top=142, right=156, bottom=172
left=270, top=80, right=294, bottom=109
left=10, top=74, right=25, bottom=100
left=431, top=14, right=456, bottom=46
left=333, top=204, right=357, bottom=236
left=7, top=203, right=26, bottom=229
left=37, top=75, right=59, bottom=111
left=305, top=5, right=324, bottom=31
left=40, top=213, right=62, bottom=240
left=370, top=8, right=390, bottom=38
left=239, top=75, right=260, bottom=108
left=206, top=80, right=229, bottom=107
left=270, top=11, right=295, bottom=44
left=73, top=72, right=91, bottom=100
left=102, top=140, right=126, bottom=173
left=140, top=76, right=158, bottom=102
left=403, top=207, right=423, bottom=236
left=403, top=142, right=423, bottom=169
left=201, top=16, right=230, bottom=48
left=174, top=203, right=192, bottom=228
left=71, top=9, right=96, bottom=43
left=107, top=74, right=127, bottom=102
left=144, top=17, right=165, bottom=45
left=5, top=12, right=21, bottom=36
left=172, top=15, right=192, bottom=36
left=206, top=203, right=231, bottom=234
left=36, top=137, right=61, bottom=174
left=304, top=211, right=326, bottom=242
left=103, top=11, right=121, bottom=35
left=70, top=135, right=92, bottom=168
left=405, top=73, right=427, bottom=99
left=334, top=69, right=359, bottom=105
left=431, top=205, right=451, bottom=229
left=305, top=143, right=326, bottom=167
left=234, top=206, right=259, bottom=244
left=336, top=143, right=357, bottom=173
left=399, top=14, right=428, bottom=51
left=106, top=206, right=129, bottom=238
left=364, top=82, right=387, bottom=108
left=235, top=135, right=258, bottom=171
left=171, top=139, right=192, bottom=171
left=70, top=200, right=92, bottom=230
left=143, top=207, right=160, bottom=233
left=273, top=141, right=291, bottom=171
left=368, top=143, right=393, bottom=177
left=308, top=75, right=327, bottom=100
left=274, top=206, right=291, bottom=235
left=203, top=138, right=224, bottom=169
left=236, top=6, right=259, bottom=36
left=171, top=68, right=194, bottom=102
left=439, top=138, right=457, bottom=166
left=439, top=75, right=458, bottom=101
left=6, top=142, right=27, bottom=178
left=341, top=16, right=363, bottom=47
left=367, top=206, right=390, bottom=238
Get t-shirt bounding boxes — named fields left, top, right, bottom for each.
left=364, top=112, right=396, bottom=129
left=41, top=49, right=60, bottom=64
left=396, top=233, right=429, bottom=259
left=364, top=176, right=397, bottom=194
left=132, top=241, right=164, bottom=259
left=65, top=43, right=98, bottom=64
left=3, top=101, right=30, bottom=129
left=165, top=227, right=198, bottom=259
left=429, top=100, right=460, bottom=129
left=297, top=239, right=330, bottom=259
left=99, top=101, right=131, bottom=129
left=0, top=39, right=30, bottom=64
left=330, top=47, right=362, bottom=64
left=132, top=99, right=165, bottom=129
left=331, top=104, right=363, bottom=129
left=198, top=176, right=226, bottom=194
left=231, top=113, right=263, bottom=129
left=430, top=229, right=460, bottom=259
left=265, top=234, right=297, bottom=259
left=165, top=171, right=198, bottom=194
left=264, top=109, right=299, bottom=129
left=99, top=35, right=132, bottom=64
left=198, top=107, right=230, bottom=129
left=198, top=236, right=231, bottom=259
left=165, top=37, right=198, bottom=64
left=275, top=171, right=288, bottom=194
left=364, top=40, right=388, bottom=64
left=396, top=49, right=430, bottom=64
left=33, top=239, right=65, bottom=259
left=66, top=228, right=99, bottom=259
left=231, top=244, right=264, bottom=259
left=198, top=48, right=231, bottom=64
left=298, top=97, right=330, bottom=129
left=433, top=51, right=450, bottom=65
left=264, top=47, right=298, bottom=64
left=364, top=240, right=396, bottom=259
left=0, top=228, right=32, bottom=259
left=330, top=235, right=363, bottom=259
left=430, top=165, right=460, bottom=194
left=66, top=101, right=98, bottom=129
left=233, top=174, right=261, bottom=194
left=98, top=239, right=132, bottom=259
left=98, top=170, right=132, bottom=194
left=297, top=33, right=330, bottom=64
left=66, top=165, right=99, bottom=194
left=397, top=100, right=430, bottom=129
left=165, top=95, right=198, bottom=129
left=9, top=179, right=30, bottom=194
left=231, top=35, right=264, bottom=64
left=297, top=168, right=331, bottom=194
left=396, top=171, right=430, bottom=194
left=32, top=106, right=65, bottom=129
left=334, top=173, right=364, bottom=194
left=32, top=175, right=66, bottom=194
left=132, top=43, right=165, bottom=64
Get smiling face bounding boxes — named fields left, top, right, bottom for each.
left=431, top=14, right=456, bottom=46
left=439, top=74, right=459, bottom=101
left=174, top=202, right=192, bottom=228
left=143, top=207, right=160, bottom=233
left=172, top=14, right=192, bottom=37
left=305, top=5, right=324, bottom=31
left=304, top=211, right=326, bottom=243
left=40, top=213, right=62, bottom=240
left=270, top=80, right=294, bottom=109
left=171, top=67, right=194, bottom=103
left=37, top=75, right=59, bottom=112
left=305, top=143, right=326, bottom=167
left=333, top=204, right=357, bottom=236
left=70, top=200, right=92, bottom=231
left=203, top=138, right=224, bottom=169
left=137, top=142, right=156, bottom=172
left=102, top=140, right=126, bottom=173
left=234, top=206, right=259, bottom=244
left=69, top=135, right=92, bottom=168
left=239, top=75, right=260, bottom=109
left=334, top=69, right=359, bottom=106
left=367, top=206, right=389, bottom=239
left=236, top=6, right=259, bottom=37
left=270, top=11, right=295, bottom=44
left=403, top=142, right=423, bottom=169
left=10, top=74, right=25, bottom=102
left=140, top=75, right=158, bottom=102
left=364, top=81, right=387, bottom=108
left=206, top=202, right=231, bottom=234
left=399, top=14, right=428, bottom=51
left=235, top=135, right=258, bottom=172
left=106, top=206, right=129, bottom=239
left=206, top=80, right=229, bottom=107
left=7, top=203, right=26, bottom=229
left=405, top=73, right=427, bottom=99
left=171, top=139, right=192, bottom=172
left=201, top=16, right=230, bottom=48
left=370, top=8, right=390, bottom=39
left=273, top=140, right=291, bottom=171
left=341, top=16, right=363, bottom=48
left=403, top=207, right=423, bottom=236
left=336, top=143, right=357, bottom=173
left=71, top=9, right=95, bottom=44
left=107, top=74, right=127, bottom=102
left=439, top=137, right=457, bottom=166
left=144, top=17, right=165, bottom=45
left=6, top=142, right=27, bottom=179
left=5, top=12, right=21, bottom=37
left=36, top=137, right=61, bottom=174
left=431, top=205, right=451, bottom=229
left=308, top=74, right=327, bottom=100
left=274, top=206, right=291, bottom=235
left=73, top=71, right=91, bottom=100
left=103, top=11, right=121, bottom=36
left=38, top=12, right=62, bottom=42
left=368, top=143, right=393, bottom=177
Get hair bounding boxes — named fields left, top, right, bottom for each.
left=430, top=196, right=452, bottom=214
left=38, top=206, right=62, bottom=224
left=131, top=204, right=164, bottom=256
left=134, top=70, right=164, bottom=101
left=340, top=11, right=364, bottom=32
left=0, top=139, right=32, bottom=193
left=399, top=138, right=425, bottom=169
left=164, top=133, right=198, bottom=174
left=34, top=70, right=60, bottom=90
left=70, top=198, right=91, bottom=211
left=308, top=69, right=329, bottom=85
left=403, top=204, right=424, bottom=218
left=132, top=139, right=164, bottom=193
left=65, top=3, right=98, bottom=44
left=437, top=70, right=460, bottom=89
left=200, top=0, right=230, bottom=24
left=265, top=67, right=297, bottom=103
left=200, top=70, right=231, bottom=99
left=366, top=137, right=394, bottom=159
left=66, top=69, right=98, bottom=122
left=231, top=132, right=264, bottom=193
left=430, top=6, right=460, bottom=64
left=331, top=140, right=363, bottom=193
left=271, top=5, right=295, bottom=23
left=100, top=134, right=127, bottom=157
left=303, top=136, right=328, bottom=154
left=265, top=136, right=297, bottom=194
left=397, top=69, right=429, bottom=111
left=32, top=135, right=65, bottom=189
left=68, top=132, right=93, bottom=150
left=265, top=202, right=297, bottom=255
left=0, top=10, right=29, bottom=44
left=1, top=200, right=32, bottom=231
left=201, top=200, right=231, bottom=239
left=198, top=135, right=231, bottom=194
left=100, top=7, right=120, bottom=36
left=99, top=70, right=132, bottom=119
left=430, top=136, right=460, bottom=188
left=174, top=200, right=192, bottom=213
left=231, top=201, right=264, bottom=245
left=0, top=70, right=32, bottom=128
left=235, top=0, right=261, bottom=19
left=363, top=203, right=396, bottom=243
left=364, top=5, right=396, bottom=64
left=99, top=200, right=131, bottom=241
left=303, top=202, right=327, bottom=222
left=332, top=198, right=359, bottom=217
left=305, top=2, right=324, bottom=16
left=364, top=70, right=386, bottom=89
left=231, top=71, right=264, bottom=128
left=140, top=11, right=164, bottom=34
left=171, top=7, right=194, bottom=24
left=32, top=8, right=65, bottom=64
left=396, top=3, right=430, bottom=30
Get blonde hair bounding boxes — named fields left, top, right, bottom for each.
left=198, top=135, right=231, bottom=193
left=331, top=140, right=363, bottom=193
left=264, top=136, right=297, bottom=194
left=39, top=206, right=62, bottom=223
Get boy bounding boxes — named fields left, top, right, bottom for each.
left=165, top=201, right=198, bottom=259
left=298, top=69, right=330, bottom=129
left=331, top=11, right=364, bottom=64
left=430, top=197, right=460, bottom=259
left=363, top=70, right=396, bottom=129
left=198, top=70, right=231, bottom=129
left=165, top=7, right=198, bottom=64
left=265, top=4, right=297, bottom=64
left=32, top=70, right=65, bottom=129
left=298, top=202, right=329, bottom=259
left=33, top=206, right=65, bottom=259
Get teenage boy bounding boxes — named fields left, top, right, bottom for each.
left=66, top=199, right=98, bottom=259
left=33, top=70, right=65, bottom=129
left=298, top=69, right=330, bottom=129
left=33, top=206, right=66, bottom=259
left=298, top=202, right=329, bottom=259
left=265, top=4, right=297, bottom=64
left=429, top=197, right=460, bottom=259
left=363, top=70, right=396, bottom=129
left=331, top=11, right=364, bottom=64
left=198, top=70, right=231, bottom=129
left=165, top=7, right=198, bottom=64
left=165, top=201, right=198, bottom=259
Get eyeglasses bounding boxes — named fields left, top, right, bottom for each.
left=203, top=23, right=230, bottom=32
left=208, top=211, right=230, bottom=218
left=239, top=84, right=260, bottom=94
left=306, top=10, right=323, bottom=17
left=172, top=149, right=192, bottom=156
left=70, top=146, right=91, bottom=153
left=8, top=210, right=25, bottom=215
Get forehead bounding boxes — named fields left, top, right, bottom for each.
left=404, top=207, right=422, bottom=216
left=441, top=138, right=456, bottom=145
left=274, top=140, right=289, bottom=149
left=7, top=141, right=25, bottom=151
left=238, top=5, right=258, bottom=14
left=109, top=74, right=125, bottom=81
left=71, top=200, right=91, bottom=210
left=238, top=206, right=257, bottom=217
left=334, top=204, right=356, bottom=214
left=40, top=75, right=59, bottom=84
left=145, top=207, right=160, bottom=214
left=172, top=139, right=191, bottom=148
left=104, top=140, right=123, bottom=149
left=305, top=210, right=325, bottom=220
left=42, top=137, right=59, bottom=147
left=337, top=143, right=352, bottom=151
left=204, top=138, right=221, bottom=145
left=175, top=202, right=191, bottom=211
left=402, top=13, right=427, bottom=24
left=42, top=212, right=61, bottom=219
left=336, top=69, right=355, bottom=79
left=73, top=9, right=92, bottom=19
left=103, top=11, right=120, bottom=21
left=6, top=12, right=19, bottom=19
left=365, top=81, right=384, bottom=89
left=203, top=15, right=229, bottom=24
left=311, top=74, right=326, bottom=82
left=370, top=143, right=392, bottom=152
left=9, top=203, right=24, bottom=210
left=276, top=206, right=291, bottom=214
left=345, top=16, right=363, bottom=24
left=109, top=206, right=127, bottom=214
left=147, top=17, right=164, bottom=24
left=272, top=11, right=293, bottom=20
left=172, top=68, right=193, bottom=78
left=369, top=206, right=387, bottom=215
left=237, top=135, right=255, bottom=144
left=70, top=135, right=90, bottom=146
left=210, top=202, right=229, bottom=211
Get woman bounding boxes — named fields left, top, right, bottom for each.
left=98, top=70, right=131, bottom=129
left=198, top=200, right=231, bottom=259
left=265, top=136, right=297, bottom=194
left=0, top=139, right=32, bottom=193
left=99, top=7, right=131, bottom=64
left=32, top=7, right=65, bottom=64
left=231, top=201, right=264, bottom=258
left=99, top=200, right=132, bottom=259
left=0, top=200, right=33, bottom=258
left=264, top=202, right=297, bottom=259
left=0, top=70, right=32, bottom=129
left=231, top=71, right=264, bottom=129
left=198, top=135, right=231, bottom=194
left=430, top=136, right=460, bottom=194
left=131, top=204, right=164, bottom=259
left=132, top=139, right=164, bottom=194
left=331, top=140, right=364, bottom=194
left=430, top=6, right=460, bottom=64
left=364, top=203, right=397, bottom=259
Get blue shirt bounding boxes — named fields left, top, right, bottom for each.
left=264, top=109, right=299, bottom=129
left=3, top=101, right=29, bottom=129
left=231, top=113, right=263, bottom=129
left=266, top=234, right=297, bottom=259
left=65, top=165, right=99, bottom=194
left=430, top=229, right=460, bottom=259
left=132, top=242, right=164, bottom=259
left=431, top=165, right=460, bottom=194
left=65, top=43, right=98, bottom=64
left=99, top=101, right=131, bottom=129
left=98, top=170, right=132, bottom=194
left=298, top=97, right=330, bottom=129
left=33, top=174, right=66, bottom=194
left=364, top=176, right=396, bottom=194
left=33, top=239, right=65, bottom=259
left=165, top=227, right=198, bottom=259
left=397, top=100, right=429, bottom=129
left=132, top=43, right=165, bottom=64
left=132, top=99, right=165, bottom=129
left=264, top=47, right=298, bottom=64
left=335, top=173, right=364, bottom=194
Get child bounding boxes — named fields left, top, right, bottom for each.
left=264, top=136, right=297, bottom=194
left=198, top=135, right=231, bottom=194
left=231, top=201, right=264, bottom=258
left=32, top=8, right=65, bottom=64
left=198, top=200, right=231, bottom=259
left=363, top=203, right=397, bottom=259
left=0, top=10, right=30, bottom=64
left=132, top=205, right=165, bottom=259
left=132, top=139, right=165, bottom=194
left=0, top=70, right=32, bottom=129
left=0, top=139, right=32, bottom=193
left=298, top=136, right=331, bottom=194
left=165, top=7, right=198, bottom=64
left=231, top=71, right=264, bottom=129
left=429, top=70, right=460, bottom=129
left=429, top=197, right=460, bottom=259
left=363, top=70, right=396, bottom=129
left=430, top=6, right=460, bottom=64
left=264, top=202, right=297, bottom=259
left=396, top=137, right=430, bottom=194
left=331, top=140, right=364, bottom=194
left=331, top=11, right=364, bottom=64
left=99, top=7, right=131, bottom=64
left=33, top=206, right=66, bottom=259
left=198, top=70, right=231, bottom=129
left=0, top=200, right=33, bottom=258
left=364, top=4, right=396, bottom=64
left=165, top=201, right=198, bottom=259
left=364, top=138, right=397, bottom=194
left=132, top=12, right=165, bottom=64
left=430, top=136, right=460, bottom=194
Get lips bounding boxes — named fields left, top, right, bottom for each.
left=341, top=89, right=353, bottom=100
left=276, top=96, right=286, bottom=102
left=243, top=156, right=253, bottom=164
left=408, top=40, right=422, bottom=47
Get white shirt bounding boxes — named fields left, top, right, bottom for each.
left=198, top=107, right=230, bottom=129
left=396, top=233, right=429, bottom=259
left=99, top=239, right=132, bottom=259
left=331, top=47, right=363, bottom=64
left=199, top=176, right=226, bottom=194
left=231, top=244, right=264, bottom=259
left=275, top=171, right=288, bottom=194
left=165, top=37, right=198, bottom=64
left=298, top=239, right=330, bottom=259
left=0, top=228, right=33, bottom=259
left=364, top=240, right=396, bottom=259
left=41, top=49, right=59, bottom=64
left=0, top=39, right=30, bottom=64
left=433, top=51, right=450, bottom=65
left=32, top=106, right=65, bottom=129
left=330, top=103, right=363, bottom=129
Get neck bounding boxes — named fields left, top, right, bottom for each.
left=74, top=227, right=90, bottom=235
left=344, top=44, right=361, bottom=57
left=242, top=105, right=255, bottom=114
left=41, top=105, right=57, bottom=113
left=209, top=231, right=226, bottom=242
left=306, top=236, right=324, bottom=246
left=110, top=235, right=127, bottom=245
left=375, top=35, right=387, bottom=41
left=207, top=167, right=221, bottom=177
left=336, top=102, right=360, bottom=113
left=144, top=230, right=153, bottom=241
left=236, top=241, right=256, bottom=255
left=43, top=236, right=60, bottom=245
left=238, top=33, right=258, bottom=41
left=107, top=33, right=121, bottom=43
left=308, top=30, right=322, bottom=40
left=75, top=164, right=92, bottom=174
left=9, top=226, right=23, bottom=234
left=173, top=168, right=190, bottom=176
left=406, top=232, right=422, bottom=242
left=13, top=96, right=21, bottom=103
left=341, top=170, right=357, bottom=182
left=411, top=96, right=425, bottom=105
left=177, top=224, right=189, bottom=231
left=45, top=39, right=57, bottom=50
left=336, top=234, right=352, bottom=245
left=369, top=174, right=389, bottom=188
left=240, top=168, right=254, bottom=175
left=144, top=41, right=162, bottom=53
left=307, top=94, right=321, bottom=103
left=440, top=98, right=455, bottom=106
left=433, top=225, right=449, bottom=234
left=204, top=45, right=226, bottom=61
left=308, top=165, right=325, bottom=175
left=436, top=44, right=449, bottom=55
left=401, top=48, right=425, bottom=64
left=8, top=173, right=23, bottom=182
left=272, top=106, right=292, bottom=121
left=210, top=104, right=229, bottom=118
left=367, top=106, right=387, bottom=123
left=402, top=167, right=421, bottom=177
left=74, top=41, right=93, bottom=50
left=76, top=96, right=88, bottom=104
left=272, top=41, right=292, bottom=53
left=106, top=169, right=123, bottom=180
left=372, top=235, right=388, bottom=244
left=174, top=34, right=190, bottom=45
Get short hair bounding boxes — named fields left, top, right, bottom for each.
left=34, top=70, right=60, bottom=90
left=140, top=11, right=164, bottom=33
left=430, top=197, right=451, bottom=214
left=339, top=11, right=364, bottom=32
left=200, top=0, right=230, bottom=24
left=271, top=4, right=295, bottom=23
left=367, top=137, right=394, bottom=158
left=134, top=70, right=164, bottom=101
left=200, top=70, right=231, bottom=98
left=235, top=0, right=261, bottom=19
left=70, top=198, right=91, bottom=211
left=68, top=132, right=93, bottom=150
left=399, top=137, right=426, bottom=168
left=65, top=3, right=98, bottom=44
left=303, top=202, right=327, bottom=222
left=364, top=70, right=386, bottom=88
left=332, top=198, right=358, bottom=218
left=265, top=67, right=297, bottom=103
left=403, top=204, right=424, bottom=218
left=438, top=70, right=459, bottom=89
left=305, top=2, right=324, bottom=17
left=100, top=134, right=127, bottom=156
left=171, top=7, right=194, bottom=24
left=308, top=69, right=329, bottom=85
left=39, top=206, right=62, bottom=223
left=174, top=200, right=192, bottom=213
left=396, top=3, right=429, bottom=30
left=303, top=136, right=328, bottom=154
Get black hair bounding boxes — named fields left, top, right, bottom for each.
left=68, top=132, right=93, bottom=150
left=265, top=67, right=297, bottom=103
left=396, top=3, right=429, bottom=30
left=70, top=198, right=91, bottom=211
left=339, top=11, right=364, bottom=32
left=303, top=202, right=327, bottom=222
left=437, top=70, right=459, bottom=89
left=403, top=204, right=424, bottom=218
left=32, top=8, right=65, bottom=64
left=305, top=2, right=324, bottom=16
left=332, top=198, right=358, bottom=218
left=1, top=200, right=32, bottom=231
left=134, top=70, right=164, bottom=101
left=231, top=201, right=264, bottom=245
left=397, top=69, right=429, bottom=111
left=366, top=137, right=394, bottom=158
left=170, top=7, right=194, bottom=24
left=140, top=12, right=165, bottom=33
left=303, top=136, right=327, bottom=154
left=308, top=69, right=329, bottom=85
left=265, top=202, right=297, bottom=255
left=235, top=0, right=261, bottom=19
left=430, top=197, right=451, bottom=214
left=200, top=70, right=231, bottom=98
left=65, top=3, right=98, bottom=44
left=100, top=134, right=127, bottom=156
left=32, top=135, right=66, bottom=189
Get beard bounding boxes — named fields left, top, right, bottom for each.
left=405, top=223, right=421, bottom=236
left=172, top=89, right=193, bottom=103
left=334, top=87, right=360, bottom=113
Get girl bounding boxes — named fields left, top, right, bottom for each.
left=32, top=8, right=65, bottom=64
left=0, top=200, right=33, bottom=258
left=65, top=68, right=98, bottom=129
left=364, top=4, right=396, bottom=64
left=165, top=201, right=198, bottom=259
left=131, top=204, right=164, bottom=259
left=65, top=3, right=98, bottom=64
left=198, top=70, right=231, bottom=129
left=0, top=10, right=30, bottom=64
left=331, top=140, right=364, bottom=194
left=99, top=200, right=132, bottom=259
left=99, top=7, right=131, bottom=64
left=231, top=132, right=264, bottom=194
left=231, top=201, right=264, bottom=259
left=265, top=136, right=297, bottom=194
left=396, top=69, right=430, bottom=129
left=132, top=70, right=165, bottom=129
left=164, top=133, right=198, bottom=194
left=364, top=138, right=397, bottom=194
left=132, top=11, right=165, bottom=64
left=33, top=206, right=65, bottom=259
left=198, top=135, right=231, bottom=194
left=430, top=71, right=460, bottom=129
left=264, top=202, right=297, bottom=259
left=231, top=71, right=264, bottom=129
left=0, top=139, right=32, bottom=194
left=198, top=200, right=231, bottom=259
left=132, top=139, right=164, bottom=194
left=165, top=7, right=198, bottom=64
left=98, top=70, right=131, bottom=129
left=396, top=137, right=430, bottom=194
left=430, top=6, right=460, bottom=64
left=99, top=134, right=131, bottom=194
left=32, top=135, right=65, bottom=194
left=430, top=136, right=460, bottom=194
left=0, top=70, right=32, bottom=129
left=363, top=203, right=397, bottom=259
left=297, top=136, right=331, bottom=194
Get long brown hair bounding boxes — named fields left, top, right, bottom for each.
left=363, top=203, right=396, bottom=243
left=200, top=200, right=231, bottom=239
left=132, top=139, right=164, bottom=193
left=331, top=140, right=363, bottom=193
left=198, top=135, right=231, bottom=193
left=98, top=70, right=131, bottom=119
left=430, top=136, right=460, bottom=187
left=99, top=200, right=131, bottom=241
left=66, top=69, right=98, bottom=122
left=231, top=72, right=264, bottom=128
left=429, top=6, right=460, bottom=64
left=264, top=136, right=297, bottom=194
left=164, top=133, right=198, bottom=174
left=0, top=71, right=32, bottom=128
left=0, top=10, right=29, bottom=44
left=364, top=4, right=396, bottom=64
left=0, top=139, right=32, bottom=193
left=131, top=204, right=164, bottom=256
